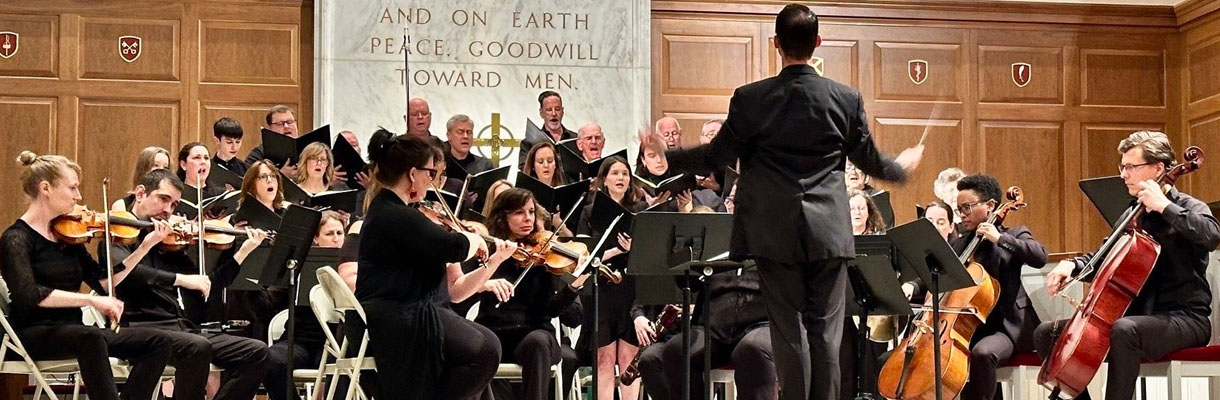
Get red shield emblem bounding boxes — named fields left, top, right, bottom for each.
left=908, top=59, right=928, bottom=85
left=119, top=35, right=141, bottom=63
left=0, top=32, right=17, bottom=59
left=1012, top=62, right=1032, bottom=88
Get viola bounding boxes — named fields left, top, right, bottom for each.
left=878, top=186, right=1026, bottom=400
left=1038, top=147, right=1203, bottom=398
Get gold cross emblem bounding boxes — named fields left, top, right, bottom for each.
left=472, top=113, right=521, bottom=167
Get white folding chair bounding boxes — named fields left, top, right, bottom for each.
left=315, top=266, right=376, bottom=400
left=0, top=278, right=83, bottom=400
left=467, top=301, right=565, bottom=400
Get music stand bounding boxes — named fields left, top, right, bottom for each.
left=846, top=235, right=913, bottom=400
left=574, top=214, right=624, bottom=400
left=627, top=212, right=734, bottom=400
left=258, top=204, right=321, bottom=398
left=886, top=218, right=973, bottom=400
left=1079, top=176, right=1135, bottom=228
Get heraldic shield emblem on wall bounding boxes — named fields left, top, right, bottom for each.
left=119, top=35, right=141, bottom=63
left=908, top=59, right=928, bottom=85
left=0, top=32, right=17, bottom=59
left=1012, top=62, right=1031, bottom=88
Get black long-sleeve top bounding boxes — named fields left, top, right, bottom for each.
left=0, top=219, right=122, bottom=328
left=1070, top=188, right=1220, bottom=316
left=103, top=236, right=238, bottom=330
left=356, top=190, right=471, bottom=305
left=474, top=258, right=580, bottom=333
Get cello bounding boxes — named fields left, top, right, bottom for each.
left=1038, top=146, right=1203, bottom=399
left=878, top=186, right=1027, bottom=400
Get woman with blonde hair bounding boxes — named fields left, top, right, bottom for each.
left=294, top=142, right=336, bottom=195
left=113, top=146, right=170, bottom=211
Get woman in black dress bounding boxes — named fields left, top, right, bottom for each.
left=0, top=151, right=187, bottom=400
left=356, top=131, right=510, bottom=400
left=576, top=156, right=653, bottom=400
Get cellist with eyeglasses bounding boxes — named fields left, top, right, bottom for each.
left=1036, top=131, right=1220, bottom=400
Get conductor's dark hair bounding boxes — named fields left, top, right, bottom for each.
left=538, top=91, right=562, bottom=107
left=957, top=174, right=1001, bottom=204
left=139, top=168, right=184, bottom=195
left=213, top=117, right=244, bottom=140
left=774, top=4, right=819, bottom=60
left=367, top=127, right=433, bottom=186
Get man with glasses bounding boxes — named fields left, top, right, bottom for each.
left=443, top=114, right=492, bottom=181
left=406, top=97, right=434, bottom=139
left=1036, top=131, right=1219, bottom=400
left=903, top=173, right=1049, bottom=400
left=245, top=105, right=300, bottom=177
left=700, top=119, right=723, bottom=145
left=518, top=91, right=577, bottom=170
left=656, top=117, right=683, bottom=150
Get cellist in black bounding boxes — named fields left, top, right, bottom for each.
left=1037, top=131, right=1220, bottom=400
left=901, top=174, right=1048, bottom=400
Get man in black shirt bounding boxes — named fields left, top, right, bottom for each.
left=111, top=169, right=271, bottom=400
left=518, top=91, right=577, bottom=170
left=1037, top=130, right=1220, bottom=400
left=212, top=117, right=249, bottom=178
left=245, top=105, right=300, bottom=177
left=443, top=114, right=493, bottom=181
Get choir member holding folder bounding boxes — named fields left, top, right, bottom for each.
left=232, top=160, right=286, bottom=231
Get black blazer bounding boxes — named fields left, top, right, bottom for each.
left=953, top=225, right=1048, bottom=350
left=667, top=64, right=907, bottom=263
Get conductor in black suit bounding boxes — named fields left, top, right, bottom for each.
left=641, top=4, right=923, bottom=399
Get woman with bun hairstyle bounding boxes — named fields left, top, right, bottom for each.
left=356, top=130, right=514, bottom=399
left=0, top=151, right=195, bottom=400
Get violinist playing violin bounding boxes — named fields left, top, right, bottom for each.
left=108, top=168, right=272, bottom=400
left=1036, top=131, right=1220, bottom=400
left=902, top=174, right=1048, bottom=400
left=476, top=187, right=589, bottom=400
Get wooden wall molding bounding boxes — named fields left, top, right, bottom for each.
left=652, top=0, right=1178, bottom=28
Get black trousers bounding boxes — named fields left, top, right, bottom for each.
left=366, top=305, right=500, bottom=400
left=264, top=337, right=324, bottom=400
left=18, top=324, right=175, bottom=400
left=756, top=258, right=847, bottom=400
left=638, top=342, right=668, bottom=400
left=151, top=330, right=269, bottom=400
left=960, top=328, right=1022, bottom=400
left=1034, top=313, right=1210, bottom=400
left=654, top=326, right=775, bottom=400
left=490, top=328, right=563, bottom=400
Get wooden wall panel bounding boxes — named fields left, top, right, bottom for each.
left=978, top=46, right=1064, bottom=105
left=1185, top=113, right=1220, bottom=202
left=652, top=17, right=763, bottom=118
left=1187, top=35, right=1220, bottom=105
left=200, top=21, right=298, bottom=85
left=872, top=118, right=964, bottom=225
left=652, top=0, right=1199, bottom=253
left=0, top=97, right=55, bottom=223
left=874, top=42, right=962, bottom=103
left=0, top=0, right=312, bottom=227
left=79, top=18, right=180, bottom=81
left=0, top=14, right=57, bottom=78
left=980, top=122, right=1066, bottom=252
left=78, top=100, right=179, bottom=200
left=1081, top=49, right=1165, bottom=108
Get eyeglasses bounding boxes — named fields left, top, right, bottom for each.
left=269, top=119, right=296, bottom=128
left=256, top=173, right=277, bottom=181
left=1118, top=162, right=1156, bottom=174
left=660, top=131, right=681, bottom=139
left=956, top=200, right=985, bottom=215
left=418, top=167, right=440, bottom=179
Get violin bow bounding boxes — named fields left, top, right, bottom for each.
left=197, top=169, right=206, bottom=276
left=100, top=178, right=120, bottom=332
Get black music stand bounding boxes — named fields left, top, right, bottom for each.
left=886, top=218, right=973, bottom=400
left=574, top=214, right=624, bottom=400
left=627, top=212, right=734, bottom=400
left=846, top=235, right=914, bottom=400
left=258, top=205, right=321, bottom=398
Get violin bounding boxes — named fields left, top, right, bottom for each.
left=416, top=200, right=547, bottom=265
left=52, top=205, right=273, bottom=252
left=518, top=230, right=622, bottom=283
